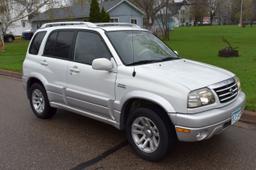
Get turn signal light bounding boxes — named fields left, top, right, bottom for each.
left=176, top=127, right=191, bottom=133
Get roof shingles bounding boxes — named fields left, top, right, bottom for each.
left=31, top=0, right=143, bottom=22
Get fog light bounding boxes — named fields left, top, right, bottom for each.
left=196, top=131, right=208, bottom=141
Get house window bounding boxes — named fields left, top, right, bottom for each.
left=131, top=18, right=137, bottom=25
left=21, top=20, right=26, bottom=27
left=110, top=17, right=119, bottom=23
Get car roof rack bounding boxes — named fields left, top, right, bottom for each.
left=96, top=23, right=141, bottom=28
left=40, top=21, right=97, bottom=29
left=40, top=22, right=141, bottom=29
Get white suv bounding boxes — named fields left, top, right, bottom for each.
left=23, top=22, right=246, bottom=161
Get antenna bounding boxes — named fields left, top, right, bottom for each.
left=131, top=30, right=136, bottom=77
left=130, top=5, right=136, bottom=77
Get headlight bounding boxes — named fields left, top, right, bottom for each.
left=188, top=88, right=215, bottom=108
left=235, top=76, right=241, bottom=90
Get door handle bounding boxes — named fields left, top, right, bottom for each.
left=40, top=60, right=48, bottom=66
left=70, top=66, right=80, bottom=73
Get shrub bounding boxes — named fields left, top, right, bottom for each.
left=89, top=0, right=101, bottom=22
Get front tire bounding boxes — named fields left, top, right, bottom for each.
left=29, top=83, right=56, bottom=119
left=126, top=107, right=176, bottom=161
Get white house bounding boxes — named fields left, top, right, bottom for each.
left=1, top=1, right=32, bottom=36
left=7, top=20, right=31, bottom=36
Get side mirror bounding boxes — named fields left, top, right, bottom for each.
left=174, top=50, right=179, bottom=55
left=92, top=58, right=113, bottom=71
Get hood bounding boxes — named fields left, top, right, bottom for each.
left=135, top=59, right=234, bottom=90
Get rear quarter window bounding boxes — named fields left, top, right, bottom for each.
left=29, top=31, right=46, bottom=55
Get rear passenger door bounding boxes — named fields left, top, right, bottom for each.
left=41, top=29, right=76, bottom=104
left=65, top=30, right=117, bottom=119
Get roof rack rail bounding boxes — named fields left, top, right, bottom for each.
left=96, top=23, right=141, bottom=28
left=40, top=21, right=96, bottom=29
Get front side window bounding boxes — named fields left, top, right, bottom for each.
left=29, top=31, right=46, bottom=55
left=74, top=31, right=112, bottom=65
left=107, top=31, right=179, bottom=66
left=44, top=30, right=75, bottom=60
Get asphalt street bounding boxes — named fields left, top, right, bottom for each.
left=0, top=76, right=256, bottom=170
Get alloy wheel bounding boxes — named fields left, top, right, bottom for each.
left=131, top=116, right=160, bottom=153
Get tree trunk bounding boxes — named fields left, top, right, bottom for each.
left=0, top=36, right=4, bottom=52
left=210, top=12, right=214, bottom=25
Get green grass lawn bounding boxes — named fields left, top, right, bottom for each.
left=0, top=26, right=255, bottom=111
left=167, top=25, right=256, bottom=111
left=0, top=39, right=29, bottom=72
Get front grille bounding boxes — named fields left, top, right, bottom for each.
left=213, top=79, right=238, bottom=103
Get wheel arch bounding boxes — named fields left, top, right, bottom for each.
left=26, top=76, right=47, bottom=98
left=119, top=92, right=176, bottom=130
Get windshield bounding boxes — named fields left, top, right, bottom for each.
left=107, top=31, right=179, bottom=66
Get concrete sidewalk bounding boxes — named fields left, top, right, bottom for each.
left=0, top=69, right=255, bottom=124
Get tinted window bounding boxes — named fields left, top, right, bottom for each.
left=74, top=31, right=112, bottom=65
left=44, top=30, right=75, bottom=60
left=44, top=32, right=57, bottom=56
left=29, top=31, right=46, bottom=55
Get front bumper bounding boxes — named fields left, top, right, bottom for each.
left=169, top=92, right=246, bottom=142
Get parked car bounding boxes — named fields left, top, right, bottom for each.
left=4, top=34, right=15, bottom=43
left=23, top=22, right=246, bottom=161
left=22, top=30, right=34, bottom=40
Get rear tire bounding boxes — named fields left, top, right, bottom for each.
left=126, top=107, right=176, bottom=161
left=29, top=83, right=56, bottom=119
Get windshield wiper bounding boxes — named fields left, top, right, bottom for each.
left=160, top=57, right=180, bottom=62
left=127, top=57, right=180, bottom=66
left=127, top=60, right=160, bottom=66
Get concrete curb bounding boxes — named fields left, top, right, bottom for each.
left=0, top=69, right=22, bottom=79
left=0, top=69, right=255, bottom=124
left=241, top=110, right=256, bottom=124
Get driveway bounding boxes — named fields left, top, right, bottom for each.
left=0, top=76, right=256, bottom=170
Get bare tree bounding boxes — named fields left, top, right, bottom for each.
left=253, top=0, right=256, bottom=22
left=157, top=0, right=184, bottom=40
left=228, top=0, right=255, bottom=25
left=215, top=0, right=232, bottom=24
left=243, top=0, right=255, bottom=24
left=189, top=0, right=208, bottom=25
left=131, top=0, right=166, bottom=29
left=132, top=0, right=182, bottom=40
left=208, top=0, right=217, bottom=24
left=0, top=0, right=53, bottom=35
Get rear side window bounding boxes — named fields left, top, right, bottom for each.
left=29, top=31, right=46, bottom=55
left=44, top=32, right=57, bottom=56
left=74, top=31, right=112, bottom=65
left=44, top=30, right=75, bottom=60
